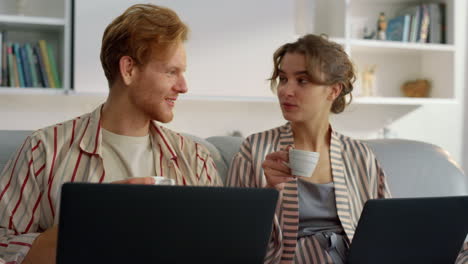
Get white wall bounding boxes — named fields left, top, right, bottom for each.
left=0, top=0, right=466, bottom=166
left=74, top=0, right=295, bottom=97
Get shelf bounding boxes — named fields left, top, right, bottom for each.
left=349, top=39, right=455, bottom=53
left=179, top=94, right=278, bottom=103
left=351, top=0, right=431, bottom=4
left=0, top=14, right=65, bottom=30
left=352, top=96, right=457, bottom=105
left=1, top=89, right=456, bottom=107
left=0, top=87, right=66, bottom=95
left=181, top=94, right=456, bottom=106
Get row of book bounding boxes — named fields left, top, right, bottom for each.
left=0, top=35, right=61, bottom=88
left=386, top=3, right=446, bottom=43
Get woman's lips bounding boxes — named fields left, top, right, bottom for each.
left=282, top=102, right=298, bottom=110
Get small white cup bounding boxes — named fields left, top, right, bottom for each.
left=152, top=176, right=176, bottom=186
left=288, top=149, right=320, bottom=177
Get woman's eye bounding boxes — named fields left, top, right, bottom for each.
left=298, top=78, right=309, bottom=85
left=278, top=76, right=287, bottom=83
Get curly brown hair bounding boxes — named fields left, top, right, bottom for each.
left=269, top=34, right=355, bottom=114
left=100, top=4, right=189, bottom=86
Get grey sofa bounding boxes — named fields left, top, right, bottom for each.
left=1, top=131, right=467, bottom=198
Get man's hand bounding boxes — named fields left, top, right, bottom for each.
left=112, top=177, right=156, bottom=185
left=262, top=150, right=295, bottom=190
left=22, top=225, right=58, bottom=264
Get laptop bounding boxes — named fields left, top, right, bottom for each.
left=56, top=183, right=278, bottom=264
left=347, top=196, right=468, bottom=264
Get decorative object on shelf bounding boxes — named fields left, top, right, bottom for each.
left=401, top=79, right=431, bottom=98
left=15, top=0, right=27, bottom=15
left=361, top=65, right=377, bottom=96
left=363, top=27, right=376, bottom=40
left=377, top=12, right=387, bottom=40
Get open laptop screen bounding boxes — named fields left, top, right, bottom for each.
left=348, top=196, right=468, bottom=264
left=57, top=183, right=278, bottom=264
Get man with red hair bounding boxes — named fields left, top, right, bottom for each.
left=0, top=4, right=222, bottom=264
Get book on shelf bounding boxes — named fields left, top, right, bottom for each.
left=46, top=42, right=61, bottom=88
left=25, top=43, right=40, bottom=88
left=12, top=43, right=25, bottom=87
left=419, top=4, right=430, bottom=43
left=386, top=15, right=410, bottom=42
left=19, top=44, right=32, bottom=87
left=34, top=43, right=49, bottom=88
left=394, top=3, right=446, bottom=44
left=0, top=38, right=61, bottom=88
left=7, top=44, right=19, bottom=87
left=427, top=3, right=445, bottom=44
left=38, top=40, right=56, bottom=88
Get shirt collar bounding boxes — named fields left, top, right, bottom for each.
left=79, top=105, right=103, bottom=155
left=79, top=105, right=179, bottom=161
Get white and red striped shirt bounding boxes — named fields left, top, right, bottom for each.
left=0, top=105, right=222, bottom=263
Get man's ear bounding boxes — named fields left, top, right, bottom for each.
left=328, top=83, right=343, bottom=101
left=119, top=56, right=137, bottom=85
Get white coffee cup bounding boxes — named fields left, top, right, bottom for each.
left=152, top=176, right=176, bottom=186
left=288, top=149, right=320, bottom=177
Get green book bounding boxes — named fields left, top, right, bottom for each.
left=46, top=42, right=61, bottom=88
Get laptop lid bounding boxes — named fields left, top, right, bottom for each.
left=347, top=196, right=468, bottom=264
left=56, top=183, right=278, bottom=264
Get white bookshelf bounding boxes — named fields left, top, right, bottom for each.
left=2, top=0, right=462, bottom=111
left=292, top=0, right=463, bottom=116
left=0, top=0, right=71, bottom=92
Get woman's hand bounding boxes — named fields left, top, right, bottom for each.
left=262, top=150, right=295, bottom=190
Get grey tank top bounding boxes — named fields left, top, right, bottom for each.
left=298, top=178, right=349, bottom=263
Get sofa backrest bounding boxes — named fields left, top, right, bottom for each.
left=0, top=130, right=33, bottom=173
left=365, top=139, right=467, bottom=197
left=1, top=131, right=466, bottom=198
left=195, top=135, right=468, bottom=198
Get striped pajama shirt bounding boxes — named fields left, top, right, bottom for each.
left=227, top=122, right=468, bottom=264
left=0, top=105, right=222, bottom=263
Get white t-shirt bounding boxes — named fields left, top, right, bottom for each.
left=101, top=128, right=156, bottom=182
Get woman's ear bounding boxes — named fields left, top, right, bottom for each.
left=328, top=83, right=343, bottom=101
left=119, top=56, right=137, bottom=85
